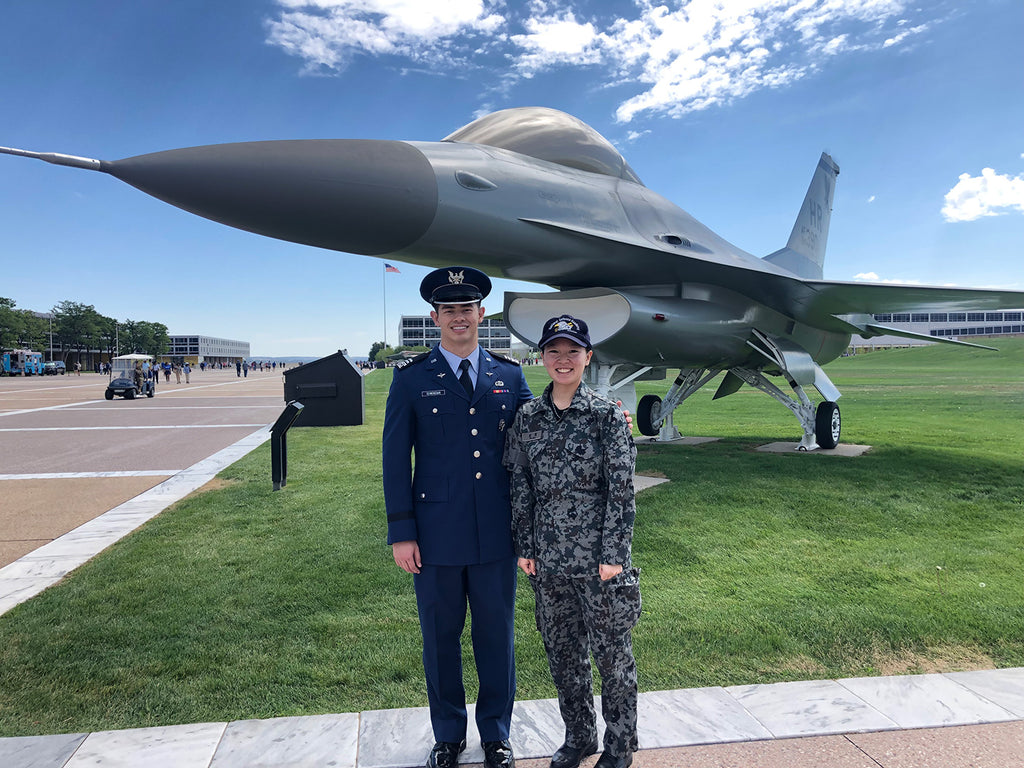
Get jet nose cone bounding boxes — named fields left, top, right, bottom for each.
left=107, top=139, right=438, bottom=255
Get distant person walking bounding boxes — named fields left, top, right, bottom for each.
left=184, top=363, right=191, bottom=383
left=236, top=360, right=242, bottom=377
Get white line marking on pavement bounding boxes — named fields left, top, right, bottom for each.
left=0, top=471, right=182, bottom=480
left=0, top=424, right=269, bottom=432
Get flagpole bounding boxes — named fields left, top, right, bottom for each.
left=383, top=264, right=387, bottom=349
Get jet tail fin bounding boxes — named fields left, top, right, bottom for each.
left=763, top=152, right=839, bottom=280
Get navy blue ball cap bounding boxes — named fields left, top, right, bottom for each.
left=538, top=314, right=592, bottom=350
left=420, top=266, right=492, bottom=305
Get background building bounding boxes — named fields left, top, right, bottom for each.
left=398, top=315, right=513, bottom=354
left=851, top=309, right=1023, bottom=349
left=167, top=335, right=250, bottom=366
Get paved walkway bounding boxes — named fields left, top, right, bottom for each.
left=2, top=371, right=1023, bottom=767
left=2, top=669, right=1023, bottom=767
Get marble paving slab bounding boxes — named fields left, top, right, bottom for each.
left=64, top=723, right=226, bottom=768
left=210, top=713, right=359, bottom=768
left=358, top=705, right=433, bottom=768
left=725, top=678, right=899, bottom=737
left=639, top=687, right=773, bottom=747
left=838, top=673, right=1019, bottom=729
left=0, top=732, right=87, bottom=768
left=507, top=697, right=570, bottom=759
left=947, top=668, right=1024, bottom=717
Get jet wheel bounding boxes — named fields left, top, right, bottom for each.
left=815, top=401, right=841, bottom=449
left=637, top=394, right=662, bottom=437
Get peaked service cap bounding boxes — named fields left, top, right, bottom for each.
left=420, top=266, right=492, bottom=305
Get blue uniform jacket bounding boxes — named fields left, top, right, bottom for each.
left=383, top=345, right=533, bottom=566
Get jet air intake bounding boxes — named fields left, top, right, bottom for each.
left=504, top=287, right=753, bottom=368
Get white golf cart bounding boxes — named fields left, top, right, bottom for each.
left=105, top=354, right=156, bottom=400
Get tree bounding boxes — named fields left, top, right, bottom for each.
left=0, top=297, right=19, bottom=352
left=368, top=341, right=386, bottom=362
left=52, top=300, right=101, bottom=363
left=135, top=321, right=170, bottom=358
left=95, top=314, right=119, bottom=360
left=17, top=311, right=48, bottom=352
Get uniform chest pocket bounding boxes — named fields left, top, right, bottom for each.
left=565, top=436, right=603, bottom=486
left=485, top=392, right=516, bottom=415
left=523, top=433, right=603, bottom=488
left=414, top=396, right=455, bottom=444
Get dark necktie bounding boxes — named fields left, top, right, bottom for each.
left=458, top=358, right=473, bottom=398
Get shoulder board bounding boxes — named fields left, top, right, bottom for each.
left=394, top=351, right=430, bottom=370
left=485, top=350, right=521, bottom=365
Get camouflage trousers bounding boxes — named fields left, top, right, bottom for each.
left=530, top=568, right=641, bottom=754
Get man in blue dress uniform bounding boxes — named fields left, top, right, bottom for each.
left=383, top=266, right=533, bottom=768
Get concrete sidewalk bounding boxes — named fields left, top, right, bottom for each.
left=2, top=668, right=1023, bottom=767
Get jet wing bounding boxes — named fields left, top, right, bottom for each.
left=517, top=218, right=1024, bottom=332
left=800, top=280, right=1024, bottom=315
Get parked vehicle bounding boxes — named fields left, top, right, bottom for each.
left=1, top=349, right=44, bottom=375
left=43, top=361, right=67, bottom=375
left=105, top=354, right=156, bottom=399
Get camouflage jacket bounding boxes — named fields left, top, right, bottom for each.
left=504, top=382, right=636, bottom=577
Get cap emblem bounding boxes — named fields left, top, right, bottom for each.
left=448, top=270, right=465, bottom=285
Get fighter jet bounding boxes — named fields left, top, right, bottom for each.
left=3, top=107, right=1022, bottom=449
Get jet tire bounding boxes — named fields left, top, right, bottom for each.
left=815, top=401, right=841, bottom=449
left=637, top=394, right=662, bottom=437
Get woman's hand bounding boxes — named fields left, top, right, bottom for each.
left=518, top=557, right=537, bottom=576
left=599, top=563, right=623, bottom=581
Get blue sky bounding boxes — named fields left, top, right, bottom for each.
left=1, top=0, right=1021, bottom=358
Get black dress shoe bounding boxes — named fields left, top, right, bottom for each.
left=426, top=739, right=466, bottom=768
left=482, top=738, right=515, bottom=768
left=593, top=751, right=632, bottom=768
left=550, top=739, right=599, bottom=768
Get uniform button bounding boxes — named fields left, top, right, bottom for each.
left=469, top=407, right=476, bottom=415
left=475, top=472, right=482, bottom=479
left=420, top=493, right=426, bottom=499
left=501, top=404, right=506, bottom=410
left=474, top=450, right=481, bottom=458
left=432, top=408, right=438, bottom=414
left=471, top=428, right=478, bottom=436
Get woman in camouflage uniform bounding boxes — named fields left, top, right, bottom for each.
left=504, top=315, right=640, bottom=768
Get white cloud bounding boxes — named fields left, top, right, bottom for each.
left=265, top=0, right=931, bottom=121
left=942, top=167, right=1024, bottom=222
left=265, top=0, right=505, bottom=71
left=510, top=11, right=604, bottom=73
left=853, top=272, right=924, bottom=284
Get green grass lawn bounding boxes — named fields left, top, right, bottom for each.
left=1, top=339, right=1021, bottom=736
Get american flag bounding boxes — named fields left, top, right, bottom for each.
left=384, top=263, right=400, bottom=273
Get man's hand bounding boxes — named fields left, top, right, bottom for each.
left=392, top=540, right=422, bottom=574
left=616, top=401, right=633, bottom=428
left=599, top=563, right=623, bottom=581
left=518, top=557, right=536, bottom=576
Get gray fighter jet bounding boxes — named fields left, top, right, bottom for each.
left=3, top=107, right=1021, bottom=449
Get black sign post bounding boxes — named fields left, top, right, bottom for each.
left=271, top=400, right=304, bottom=490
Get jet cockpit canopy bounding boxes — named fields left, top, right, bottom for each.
left=444, top=106, right=643, bottom=186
